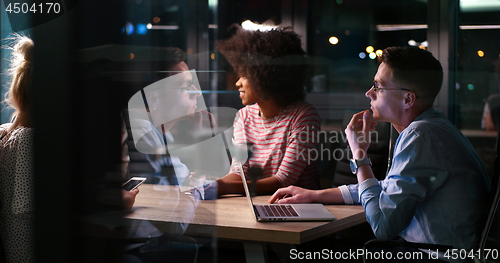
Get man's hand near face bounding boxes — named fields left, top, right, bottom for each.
left=345, top=110, right=378, bottom=183
left=345, top=110, right=377, bottom=159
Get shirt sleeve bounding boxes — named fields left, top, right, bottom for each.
left=12, top=129, right=35, bottom=215
left=273, top=106, right=321, bottom=187
left=340, top=180, right=386, bottom=205
left=359, top=129, right=448, bottom=240
left=339, top=185, right=355, bottom=204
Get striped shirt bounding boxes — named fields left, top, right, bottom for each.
left=230, top=101, right=321, bottom=189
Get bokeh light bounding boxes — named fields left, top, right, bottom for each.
left=329, top=36, right=339, bottom=45
left=124, top=22, right=134, bottom=35
left=136, top=24, right=147, bottom=35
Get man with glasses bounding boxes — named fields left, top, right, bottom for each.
left=270, top=47, right=490, bottom=261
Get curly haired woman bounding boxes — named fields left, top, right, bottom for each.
left=213, top=25, right=321, bottom=197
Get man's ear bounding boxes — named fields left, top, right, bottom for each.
left=403, top=91, right=417, bottom=109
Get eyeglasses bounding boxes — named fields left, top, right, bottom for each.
left=170, top=82, right=200, bottom=94
left=372, top=82, right=419, bottom=98
left=179, top=82, right=196, bottom=92
left=181, top=85, right=194, bottom=91
left=373, top=86, right=412, bottom=92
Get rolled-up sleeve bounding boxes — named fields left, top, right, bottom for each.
left=359, top=178, right=379, bottom=200
left=340, top=180, right=386, bottom=205
left=339, top=185, right=355, bottom=205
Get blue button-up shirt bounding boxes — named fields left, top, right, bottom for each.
left=339, top=108, right=490, bottom=249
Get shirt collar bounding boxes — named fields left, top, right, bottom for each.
left=413, top=107, right=435, bottom=122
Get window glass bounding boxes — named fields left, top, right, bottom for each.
left=457, top=1, right=500, bottom=174
left=1, top=3, right=14, bottom=123
left=4, top=0, right=500, bottom=260
left=215, top=0, right=428, bottom=129
left=305, top=0, right=427, bottom=127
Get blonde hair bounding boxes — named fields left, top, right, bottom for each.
left=3, top=34, right=34, bottom=121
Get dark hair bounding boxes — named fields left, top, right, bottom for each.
left=150, top=47, right=186, bottom=73
left=148, top=47, right=187, bottom=81
left=218, top=25, right=307, bottom=107
left=382, top=47, right=443, bottom=107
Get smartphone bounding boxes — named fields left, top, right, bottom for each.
left=122, top=177, right=147, bottom=191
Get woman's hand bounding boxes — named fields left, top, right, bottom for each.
left=122, top=188, right=139, bottom=210
left=217, top=173, right=242, bottom=196
left=203, top=173, right=242, bottom=199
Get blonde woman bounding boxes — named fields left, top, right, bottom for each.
left=0, top=34, right=35, bottom=262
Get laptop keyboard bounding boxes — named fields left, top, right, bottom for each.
left=262, top=205, right=299, bottom=217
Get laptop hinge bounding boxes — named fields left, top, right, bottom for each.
left=253, top=206, right=261, bottom=217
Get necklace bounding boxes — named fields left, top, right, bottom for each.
left=260, top=107, right=283, bottom=132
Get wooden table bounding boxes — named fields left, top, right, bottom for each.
left=122, top=184, right=366, bottom=262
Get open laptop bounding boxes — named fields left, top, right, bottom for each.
left=238, top=162, right=336, bottom=222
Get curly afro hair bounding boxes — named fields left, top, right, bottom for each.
left=218, top=25, right=307, bottom=107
